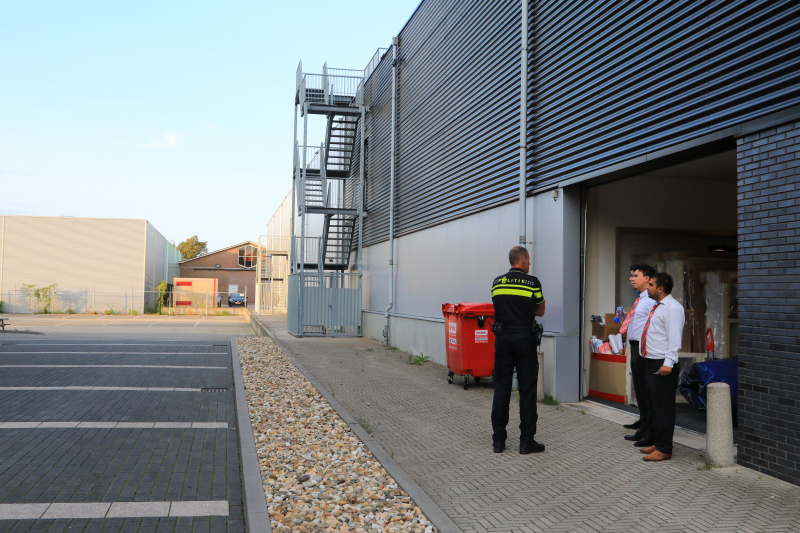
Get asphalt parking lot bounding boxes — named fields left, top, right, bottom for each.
left=0, top=318, right=252, bottom=532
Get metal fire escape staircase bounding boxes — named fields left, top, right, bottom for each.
left=295, top=62, right=365, bottom=272
left=289, top=60, right=368, bottom=337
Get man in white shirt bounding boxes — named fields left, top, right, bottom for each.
left=619, top=264, right=657, bottom=447
left=639, top=272, right=685, bottom=462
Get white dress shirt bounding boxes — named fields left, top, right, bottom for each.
left=642, top=294, right=685, bottom=368
left=627, top=290, right=656, bottom=342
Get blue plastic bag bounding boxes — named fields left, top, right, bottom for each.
left=679, top=358, right=738, bottom=418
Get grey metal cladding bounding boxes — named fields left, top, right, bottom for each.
left=530, top=0, right=800, bottom=190
left=361, top=54, right=393, bottom=246
left=358, top=0, right=800, bottom=245
left=360, top=0, right=522, bottom=246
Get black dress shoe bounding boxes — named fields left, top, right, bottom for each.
left=634, top=436, right=655, bottom=447
left=519, top=440, right=545, bottom=454
left=623, top=419, right=642, bottom=430
left=624, top=430, right=644, bottom=441
left=493, top=442, right=505, bottom=453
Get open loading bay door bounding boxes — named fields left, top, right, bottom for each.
left=581, top=151, right=738, bottom=434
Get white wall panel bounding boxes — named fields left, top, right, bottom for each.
left=0, top=216, right=174, bottom=314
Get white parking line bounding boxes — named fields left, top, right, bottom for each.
left=0, top=500, right=229, bottom=520
left=0, top=421, right=229, bottom=429
left=0, top=352, right=227, bottom=354
left=0, top=365, right=227, bottom=369
left=0, top=387, right=203, bottom=391
left=0, top=343, right=221, bottom=346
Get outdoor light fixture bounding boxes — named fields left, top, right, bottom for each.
left=215, top=264, right=220, bottom=269
left=552, top=189, right=559, bottom=201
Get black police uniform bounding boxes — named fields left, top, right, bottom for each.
left=490, top=268, right=545, bottom=448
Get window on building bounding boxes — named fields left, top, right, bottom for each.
left=238, top=245, right=256, bottom=268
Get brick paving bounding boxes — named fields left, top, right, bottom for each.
left=0, top=328, right=249, bottom=532
left=258, top=315, right=800, bottom=533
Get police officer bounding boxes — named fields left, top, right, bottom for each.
left=490, top=246, right=546, bottom=454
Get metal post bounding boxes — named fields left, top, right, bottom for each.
left=299, top=104, right=309, bottom=335
left=291, top=101, right=298, bottom=274
left=519, top=0, right=529, bottom=250
left=358, top=106, right=365, bottom=275
left=384, top=37, right=399, bottom=346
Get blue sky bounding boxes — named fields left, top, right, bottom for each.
left=0, top=0, right=419, bottom=250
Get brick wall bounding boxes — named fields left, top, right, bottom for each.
left=179, top=245, right=257, bottom=301
left=737, top=119, right=800, bottom=485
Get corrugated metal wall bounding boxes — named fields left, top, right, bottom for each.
left=530, top=0, right=800, bottom=189
left=355, top=0, right=800, bottom=245
left=0, top=216, right=146, bottom=313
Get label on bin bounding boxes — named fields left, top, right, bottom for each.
left=475, top=330, right=489, bottom=343
left=448, top=322, right=457, bottom=334
left=448, top=337, right=457, bottom=349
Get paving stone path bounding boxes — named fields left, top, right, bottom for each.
left=0, top=327, right=249, bottom=532
left=257, top=315, right=800, bottom=533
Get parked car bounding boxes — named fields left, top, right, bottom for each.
left=228, top=293, right=246, bottom=307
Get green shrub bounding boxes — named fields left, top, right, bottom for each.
left=129, top=309, right=139, bottom=316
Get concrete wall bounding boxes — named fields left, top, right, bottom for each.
left=360, top=188, right=583, bottom=402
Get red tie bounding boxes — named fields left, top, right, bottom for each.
left=619, top=294, right=641, bottom=335
left=640, top=303, right=661, bottom=357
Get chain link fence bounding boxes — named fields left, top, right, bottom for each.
left=0, top=288, right=250, bottom=316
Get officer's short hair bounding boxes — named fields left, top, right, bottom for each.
left=652, top=272, right=673, bottom=294
left=630, top=263, right=656, bottom=279
left=509, top=246, right=529, bottom=266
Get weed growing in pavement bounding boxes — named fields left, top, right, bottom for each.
left=386, top=346, right=398, bottom=351
left=411, top=354, right=430, bottom=365
left=390, top=447, right=395, bottom=460
left=697, top=461, right=713, bottom=471
left=515, top=392, right=520, bottom=403
left=328, top=383, right=335, bottom=398
left=579, top=409, right=586, bottom=414
left=129, top=309, right=139, bottom=315
left=543, top=394, right=559, bottom=405
left=104, top=304, right=115, bottom=315
left=357, top=416, right=379, bottom=435
left=366, top=347, right=373, bottom=351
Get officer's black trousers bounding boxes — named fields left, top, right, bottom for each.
left=491, top=330, right=539, bottom=444
left=629, top=341, right=653, bottom=437
left=644, top=358, right=680, bottom=455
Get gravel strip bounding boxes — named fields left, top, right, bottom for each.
left=237, top=337, right=439, bottom=533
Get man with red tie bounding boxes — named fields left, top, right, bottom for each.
left=619, top=264, right=657, bottom=447
left=639, top=272, right=685, bottom=462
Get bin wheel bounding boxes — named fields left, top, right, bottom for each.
left=447, top=371, right=454, bottom=384
left=463, top=376, right=469, bottom=390
left=474, top=376, right=481, bottom=384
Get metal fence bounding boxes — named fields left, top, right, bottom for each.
left=0, top=288, right=250, bottom=316
left=287, top=273, right=361, bottom=337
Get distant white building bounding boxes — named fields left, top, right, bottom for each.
left=0, top=215, right=181, bottom=314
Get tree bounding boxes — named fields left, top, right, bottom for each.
left=176, top=236, right=208, bottom=259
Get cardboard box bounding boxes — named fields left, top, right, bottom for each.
left=589, top=349, right=627, bottom=404
left=591, top=313, right=621, bottom=342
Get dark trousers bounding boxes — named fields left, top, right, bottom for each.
left=644, top=358, right=680, bottom=455
left=491, top=330, right=539, bottom=444
left=629, top=341, right=653, bottom=437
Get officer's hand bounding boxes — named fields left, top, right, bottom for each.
left=659, top=366, right=672, bottom=376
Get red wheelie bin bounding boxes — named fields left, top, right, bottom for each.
left=442, top=302, right=496, bottom=389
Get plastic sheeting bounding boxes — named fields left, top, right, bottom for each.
left=679, top=358, right=738, bottom=418
left=703, top=271, right=726, bottom=356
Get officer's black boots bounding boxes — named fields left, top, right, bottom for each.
left=519, top=440, right=545, bottom=454
left=492, top=441, right=505, bottom=453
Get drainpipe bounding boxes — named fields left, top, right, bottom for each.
left=383, top=36, right=399, bottom=346
left=519, top=0, right=529, bottom=249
